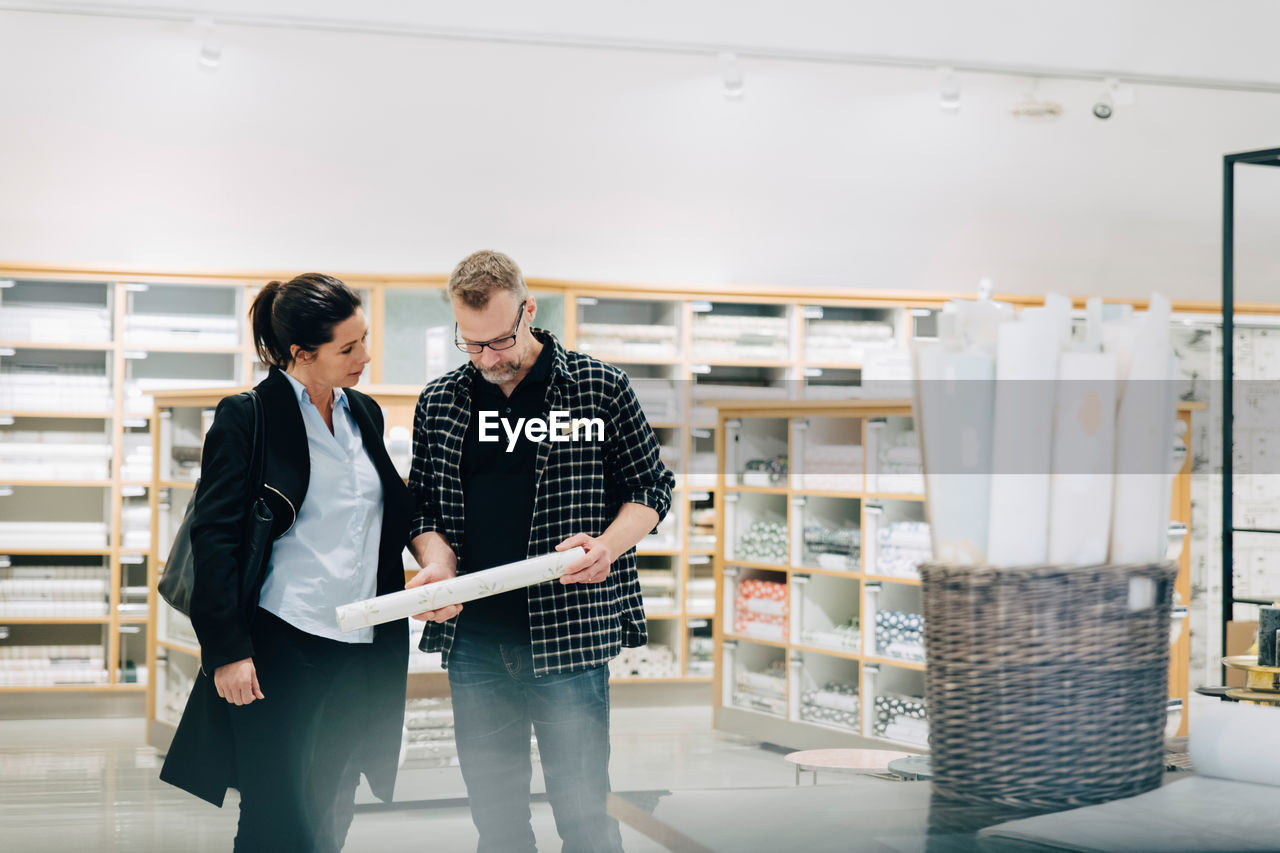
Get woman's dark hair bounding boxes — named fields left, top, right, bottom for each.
left=249, top=273, right=362, bottom=368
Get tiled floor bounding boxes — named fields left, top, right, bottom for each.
left=0, top=702, right=843, bottom=852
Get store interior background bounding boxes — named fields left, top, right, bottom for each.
left=2, top=1, right=1280, bottom=847
left=3, top=1, right=1280, bottom=303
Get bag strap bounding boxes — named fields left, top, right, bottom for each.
left=244, top=389, right=266, bottom=499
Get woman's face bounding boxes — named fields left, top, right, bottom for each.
left=294, top=308, right=371, bottom=388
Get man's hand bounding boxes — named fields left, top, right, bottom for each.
left=214, top=657, right=264, bottom=706
left=406, top=562, right=463, bottom=623
left=556, top=533, right=614, bottom=584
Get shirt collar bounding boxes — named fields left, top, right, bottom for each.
left=282, top=370, right=349, bottom=412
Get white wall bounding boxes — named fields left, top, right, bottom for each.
left=2, top=9, right=1280, bottom=302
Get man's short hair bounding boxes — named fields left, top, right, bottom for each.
left=448, top=250, right=529, bottom=309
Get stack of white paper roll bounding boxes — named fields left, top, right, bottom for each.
left=912, top=291, right=1181, bottom=567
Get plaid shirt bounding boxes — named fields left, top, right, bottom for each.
left=409, top=329, right=675, bottom=675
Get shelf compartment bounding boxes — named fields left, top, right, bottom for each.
left=724, top=416, right=787, bottom=488
left=123, top=283, right=241, bottom=348
left=608, top=617, right=681, bottom=679
left=792, top=494, right=861, bottom=573
left=691, top=301, right=791, bottom=363
left=0, top=623, right=110, bottom=687
left=865, top=416, right=923, bottom=495
left=0, top=279, right=113, bottom=344
left=690, top=365, right=790, bottom=426
left=0, top=347, right=112, bottom=413
left=0, top=415, right=114, bottom=482
left=0, top=554, right=110, bottom=620
left=864, top=500, right=929, bottom=581
left=576, top=296, right=682, bottom=363
left=0, top=485, right=110, bottom=551
left=124, top=351, right=239, bottom=415
left=791, top=572, right=860, bottom=654
left=792, top=649, right=861, bottom=734
left=802, top=305, right=898, bottom=365
left=725, top=491, right=788, bottom=566
left=722, top=635, right=788, bottom=718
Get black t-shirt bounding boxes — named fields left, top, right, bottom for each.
left=457, top=339, right=554, bottom=643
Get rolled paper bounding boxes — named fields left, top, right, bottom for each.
left=335, top=547, right=585, bottom=633
left=1190, top=701, right=1280, bottom=787
left=1258, top=605, right=1280, bottom=667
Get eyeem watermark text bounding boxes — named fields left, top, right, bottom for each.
left=478, top=410, right=605, bottom=452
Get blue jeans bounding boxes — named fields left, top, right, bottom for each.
left=447, top=631, right=624, bottom=853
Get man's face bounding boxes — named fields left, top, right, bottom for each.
left=453, top=293, right=536, bottom=385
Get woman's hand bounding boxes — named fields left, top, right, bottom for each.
left=214, top=657, right=265, bottom=706
left=407, top=562, right=463, bottom=623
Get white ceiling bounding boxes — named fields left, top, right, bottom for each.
left=8, top=0, right=1280, bottom=90
left=1, top=2, right=1277, bottom=303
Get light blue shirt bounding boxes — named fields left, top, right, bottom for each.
left=259, top=372, right=384, bottom=643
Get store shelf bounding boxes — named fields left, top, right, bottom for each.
left=0, top=617, right=113, bottom=624
left=643, top=611, right=682, bottom=620
left=791, top=566, right=861, bottom=579
left=0, top=684, right=147, bottom=693
left=861, top=655, right=927, bottom=672
left=863, top=574, right=921, bottom=587
left=0, top=340, right=114, bottom=351
left=0, top=479, right=113, bottom=488
left=723, top=560, right=788, bottom=573
left=157, top=639, right=200, bottom=658
left=800, top=361, right=864, bottom=370
left=725, top=485, right=789, bottom=496
left=0, top=410, right=115, bottom=420
left=721, top=632, right=789, bottom=650
left=792, top=643, right=862, bottom=662
left=0, top=547, right=113, bottom=556
left=865, top=493, right=926, bottom=503
left=124, top=345, right=246, bottom=354
left=792, top=489, right=866, bottom=500
left=157, top=480, right=198, bottom=490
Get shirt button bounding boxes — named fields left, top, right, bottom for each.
left=356, top=526, right=363, bottom=533
left=356, top=562, right=363, bottom=569
left=505, top=407, right=511, bottom=414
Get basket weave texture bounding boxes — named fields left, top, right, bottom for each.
left=919, top=560, right=1176, bottom=811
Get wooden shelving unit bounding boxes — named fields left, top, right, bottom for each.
left=0, top=262, right=1234, bottom=717
left=709, top=398, right=1199, bottom=751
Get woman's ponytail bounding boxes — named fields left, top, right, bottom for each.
left=250, top=281, right=288, bottom=368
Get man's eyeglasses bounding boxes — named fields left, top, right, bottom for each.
left=455, top=300, right=526, bottom=354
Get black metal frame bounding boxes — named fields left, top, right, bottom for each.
left=1221, top=147, right=1280, bottom=659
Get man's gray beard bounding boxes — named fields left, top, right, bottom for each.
left=480, top=364, right=518, bottom=385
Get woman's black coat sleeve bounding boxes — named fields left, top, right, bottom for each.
left=188, top=393, right=257, bottom=673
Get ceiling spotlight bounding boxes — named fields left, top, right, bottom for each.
left=719, top=52, right=744, bottom=101
left=1093, top=77, right=1118, bottom=120
left=1010, top=78, right=1063, bottom=122
left=938, top=66, right=960, bottom=113
left=197, top=19, right=222, bottom=70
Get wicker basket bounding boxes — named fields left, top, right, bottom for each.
left=919, top=560, right=1176, bottom=812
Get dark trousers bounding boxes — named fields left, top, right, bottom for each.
left=447, top=631, right=624, bottom=853
left=227, top=610, right=372, bottom=853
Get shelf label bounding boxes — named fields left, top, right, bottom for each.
left=690, top=301, right=713, bottom=313
left=802, top=306, right=824, bottom=320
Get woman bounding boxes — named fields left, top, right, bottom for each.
left=160, top=273, right=455, bottom=851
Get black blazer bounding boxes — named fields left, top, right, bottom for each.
left=160, top=367, right=412, bottom=807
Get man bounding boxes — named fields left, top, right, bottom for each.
left=406, top=249, right=675, bottom=852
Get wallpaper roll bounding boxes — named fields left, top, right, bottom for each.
left=1189, top=702, right=1280, bottom=787
left=1047, top=351, right=1118, bottom=566
left=335, top=547, right=585, bottom=633
left=987, top=314, right=1060, bottom=566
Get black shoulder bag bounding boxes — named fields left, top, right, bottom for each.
left=159, top=390, right=274, bottom=616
